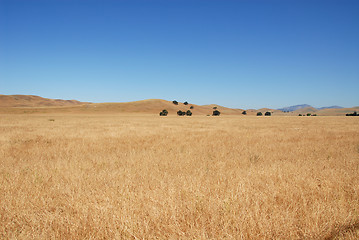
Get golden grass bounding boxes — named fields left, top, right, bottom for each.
left=1, top=114, right=359, bottom=239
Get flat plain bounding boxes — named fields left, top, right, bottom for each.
left=1, top=114, right=358, bottom=239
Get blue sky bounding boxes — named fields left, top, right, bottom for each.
left=1, top=0, right=358, bottom=109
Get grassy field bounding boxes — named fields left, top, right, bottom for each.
left=1, top=114, right=358, bottom=239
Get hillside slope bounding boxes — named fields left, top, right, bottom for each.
left=0, top=96, right=242, bottom=115
left=316, top=106, right=359, bottom=116
left=0, top=95, right=87, bottom=107
left=87, top=99, right=244, bottom=115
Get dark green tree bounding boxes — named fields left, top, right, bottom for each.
left=159, top=109, right=168, bottom=116
left=213, top=110, right=221, bottom=116
left=346, top=111, right=358, bottom=116
left=177, top=110, right=185, bottom=116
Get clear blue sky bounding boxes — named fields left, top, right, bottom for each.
left=1, top=0, right=358, bottom=109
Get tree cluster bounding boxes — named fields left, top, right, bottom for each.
left=346, top=111, right=358, bottom=116
left=163, top=100, right=224, bottom=116
left=160, top=100, right=194, bottom=116
left=298, top=113, right=317, bottom=116
left=256, top=111, right=272, bottom=116
left=177, top=110, right=192, bottom=116
left=211, top=106, right=220, bottom=116
left=159, top=109, right=168, bottom=116
left=212, top=110, right=221, bottom=116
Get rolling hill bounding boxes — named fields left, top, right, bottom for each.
left=0, top=94, right=356, bottom=116
left=84, top=100, right=244, bottom=115
left=0, top=95, right=87, bottom=107
left=0, top=95, right=243, bottom=115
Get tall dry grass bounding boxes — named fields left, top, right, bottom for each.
left=1, top=114, right=358, bottom=239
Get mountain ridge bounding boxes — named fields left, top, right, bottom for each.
left=278, top=104, right=344, bottom=112
left=278, top=104, right=312, bottom=112
left=317, top=106, right=343, bottom=110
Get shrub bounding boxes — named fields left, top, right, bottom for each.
left=177, top=110, right=185, bottom=116
left=184, top=101, right=188, bottom=105
left=186, top=110, right=192, bottom=116
left=346, top=111, right=358, bottom=116
left=173, top=100, right=178, bottom=105
left=307, top=113, right=311, bottom=116
left=257, top=112, right=262, bottom=116
left=213, top=107, right=217, bottom=109
left=213, top=110, right=221, bottom=116
left=299, top=114, right=302, bottom=116
left=159, top=109, right=168, bottom=116
left=242, top=111, right=247, bottom=115
left=190, top=106, right=194, bottom=109
left=265, top=112, right=271, bottom=116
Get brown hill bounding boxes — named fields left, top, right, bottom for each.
left=86, top=99, right=244, bottom=115
left=0, top=96, right=241, bottom=115
left=0, top=95, right=87, bottom=107
left=316, top=107, right=359, bottom=116
left=202, top=104, right=244, bottom=115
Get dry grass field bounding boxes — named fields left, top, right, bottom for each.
left=1, top=114, right=359, bottom=239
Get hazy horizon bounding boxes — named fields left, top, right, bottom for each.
left=1, top=0, right=358, bottom=109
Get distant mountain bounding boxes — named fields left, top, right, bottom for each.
left=278, top=104, right=344, bottom=112
left=278, top=104, right=313, bottom=112
left=317, top=106, right=343, bottom=110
